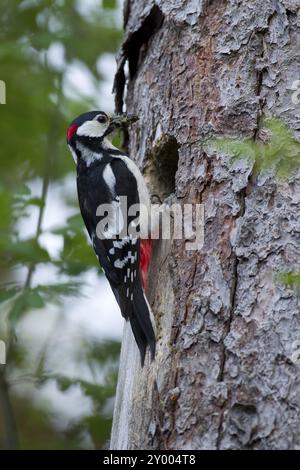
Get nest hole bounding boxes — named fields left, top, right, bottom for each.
left=145, top=134, right=179, bottom=201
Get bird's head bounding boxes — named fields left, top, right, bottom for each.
left=66, top=110, right=138, bottom=164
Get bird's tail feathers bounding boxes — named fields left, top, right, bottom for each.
left=129, top=284, right=156, bottom=366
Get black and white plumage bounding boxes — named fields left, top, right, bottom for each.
left=66, top=110, right=155, bottom=365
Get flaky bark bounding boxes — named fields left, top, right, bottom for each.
left=111, top=0, right=300, bottom=450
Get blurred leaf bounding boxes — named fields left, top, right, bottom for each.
left=0, top=238, right=51, bottom=268
left=33, top=282, right=82, bottom=303
left=55, top=374, right=117, bottom=405
left=85, top=340, right=120, bottom=364
left=15, top=183, right=31, bottom=196
left=0, top=185, right=14, bottom=231
left=9, top=290, right=45, bottom=322
left=7, top=342, right=28, bottom=369
left=0, top=286, right=20, bottom=304
left=83, top=414, right=112, bottom=448
left=103, top=0, right=117, bottom=9
left=7, top=282, right=81, bottom=322
left=54, top=213, right=99, bottom=275
left=26, top=197, right=45, bottom=208
left=12, top=396, right=85, bottom=450
left=27, top=291, right=45, bottom=309
left=54, top=213, right=85, bottom=234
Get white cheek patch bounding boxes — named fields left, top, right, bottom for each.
left=77, top=120, right=106, bottom=138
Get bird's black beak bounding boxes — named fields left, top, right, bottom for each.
left=103, top=114, right=139, bottom=137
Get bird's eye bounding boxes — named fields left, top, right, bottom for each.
left=97, top=115, right=107, bottom=124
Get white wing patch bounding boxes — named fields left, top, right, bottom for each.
left=113, top=249, right=138, bottom=269
left=114, top=154, right=150, bottom=236
left=113, top=238, right=130, bottom=249
left=114, top=250, right=132, bottom=269
left=103, top=163, right=116, bottom=196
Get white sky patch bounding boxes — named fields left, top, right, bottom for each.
left=115, top=0, right=124, bottom=25
left=46, top=42, right=65, bottom=71
left=63, top=58, right=115, bottom=111
left=63, top=60, right=99, bottom=102
left=31, top=261, right=68, bottom=287
left=39, top=233, right=64, bottom=259
left=19, top=0, right=40, bottom=10
left=48, top=14, right=64, bottom=33
left=75, top=0, right=102, bottom=18
left=38, top=380, right=94, bottom=428
left=75, top=0, right=123, bottom=26
left=96, top=53, right=117, bottom=112
left=64, top=270, right=123, bottom=341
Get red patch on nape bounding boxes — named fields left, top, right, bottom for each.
left=140, top=239, right=153, bottom=292
left=66, top=123, right=78, bottom=142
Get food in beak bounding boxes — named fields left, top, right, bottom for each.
left=112, top=114, right=139, bottom=128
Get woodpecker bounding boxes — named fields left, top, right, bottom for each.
left=66, top=110, right=155, bottom=365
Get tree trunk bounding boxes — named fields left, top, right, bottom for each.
left=111, top=0, right=300, bottom=450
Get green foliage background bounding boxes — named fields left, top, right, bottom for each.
left=0, top=0, right=122, bottom=450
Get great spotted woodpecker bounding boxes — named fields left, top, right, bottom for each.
left=66, top=111, right=155, bottom=365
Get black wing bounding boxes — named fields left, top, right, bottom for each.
left=77, top=156, right=155, bottom=364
